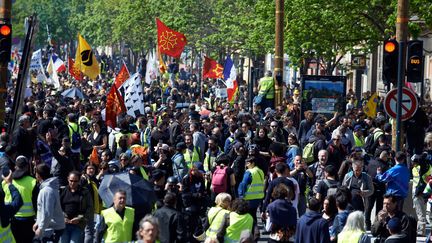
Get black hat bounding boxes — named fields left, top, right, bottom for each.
left=151, top=169, right=166, bottom=181
left=13, top=156, right=29, bottom=178
left=176, top=142, right=187, bottom=151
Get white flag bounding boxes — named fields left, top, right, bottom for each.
left=46, top=55, right=60, bottom=89
left=145, top=50, right=158, bottom=84
left=118, top=73, right=144, bottom=117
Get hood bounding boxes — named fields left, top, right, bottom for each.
left=304, top=210, right=323, bottom=225
left=308, top=133, right=324, bottom=143
left=40, top=177, right=59, bottom=190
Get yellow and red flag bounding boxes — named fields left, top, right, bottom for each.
left=156, top=18, right=187, bottom=58
left=68, top=57, right=83, bottom=81
left=114, top=63, right=130, bottom=88
left=203, top=56, right=223, bottom=79
left=105, top=85, right=126, bottom=128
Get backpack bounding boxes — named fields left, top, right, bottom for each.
left=69, top=125, right=81, bottom=150
left=364, top=130, right=382, bottom=154
left=212, top=165, right=228, bottom=194
left=323, top=179, right=338, bottom=196
left=302, top=141, right=315, bottom=164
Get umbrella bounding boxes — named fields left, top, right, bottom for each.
left=61, top=87, right=85, bottom=99
left=98, top=172, right=156, bottom=208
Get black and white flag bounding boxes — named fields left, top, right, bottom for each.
left=118, top=73, right=144, bottom=117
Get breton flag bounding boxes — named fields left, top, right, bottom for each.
left=74, top=34, right=100, bottom=80
left=118, top=73, right=144, bottom=117
left=223, top=55, right=238, bottom=103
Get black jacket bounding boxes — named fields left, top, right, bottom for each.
left=153, top=205, right=186, bottom=243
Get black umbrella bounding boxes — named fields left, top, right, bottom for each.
left=61, top=87, right=85, bottom=99
left=99, top=172, right=156, bottom=208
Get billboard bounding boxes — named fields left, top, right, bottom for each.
left=301, top=75, right=346, bottom=118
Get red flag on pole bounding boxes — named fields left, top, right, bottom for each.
left=114, top=63, right=130, bottom=88
left=203, top=56, right=223, bottom=79
left=105, top=85, right=126, bottom=128
left=156, top=18, right=187, bottom=58
left=68, top=57, right=83, bottom=81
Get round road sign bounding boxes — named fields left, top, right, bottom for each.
left=384, top=87, right=418, bottom=121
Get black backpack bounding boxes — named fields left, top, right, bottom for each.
left=68, top=125, right=81, bottom=150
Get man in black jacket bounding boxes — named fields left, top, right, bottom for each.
left=153, top=193, right=186, bottom=243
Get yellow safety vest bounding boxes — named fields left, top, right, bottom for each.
left=183, top=146, right=201, bottom=168
left=204, top=149, right=222, bottom=172
left=353, top=134, right=365, bottom=148
left=2, top=176, right=36, bottom=217
left=244, top=166, right=265, bottom=200
left=258, top=77, right=274, bottom=99
left=337, top=229, right=364, bottom=243
left=139, top=167, right=149, bottom=181
left=413, top=165, right=432, bottom=189
left=0, top=224, right=15, bottom=243
left=101, top=206, right=135, bottom=243
left=224, top=212, right=253, bottom=243
left=206, top=207, right=229, bottom=238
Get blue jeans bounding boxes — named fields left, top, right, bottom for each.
left=60, top=224, right=84, bottom=243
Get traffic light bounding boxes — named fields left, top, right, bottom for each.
left=0, top=23, right=11, bottom=64
left=406, top=40, right=423, bottom=83
left=382, top=39, right=399, bottom=85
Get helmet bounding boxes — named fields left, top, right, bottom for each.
left=166, top=176, right=178, bottom=184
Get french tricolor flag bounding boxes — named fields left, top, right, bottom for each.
left=223, top=55, right=238, bottom=103
left=50, top=53, right=66, bottom=73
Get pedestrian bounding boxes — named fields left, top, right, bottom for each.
left=2, top=156, right=38, bottom=243
left=33, top=163, right=65, bottom=243
left=0, top=169, right=23, bottom=243
left=204, top=193, right=232, bottom=240
left=341, top=160, right=374, bottom=211
left=376, top=151, right=410, bottom=211
left=136, top=215, right=159, bottom=243
left=295, top=197, right=330, bottom=243
left=257, top=71, right=275, bottom=111
left=219, top=198, right=254, bottom=243
left=153, top=192, right=187, bottom=243
left=384, top=217, right=408, bottom=243
left=337, top=211, right=370, bottom=243
left=100, top=190, right=135, bottom=243
left=59, top=171, right=93, bottom=243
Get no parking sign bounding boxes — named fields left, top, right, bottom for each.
left=383, top=87, right=418, bottom=121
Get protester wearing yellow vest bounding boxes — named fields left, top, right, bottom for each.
left=1, top=156, right=37, bottom=243
left=353, top=125, right=365, bottom=148
left=205, top=193, right=232, bottom=239
left=411, top=154, right=432, bottom=236
left=337, top=211, right=370, bottom=243
left=238, top=156, right=264, bottom=239
left=183, top=134, right=201, bottom=168
left=221, top=199, right=253, bottom=243
left=100, top=190, right=135, bottom=243
left=0, top=169, right=23, bottom=243
left=257, top=71, right=275, bottom=110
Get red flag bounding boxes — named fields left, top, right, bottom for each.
left=114, top=63, right=130, bottom=88
left=156, top=18, right=187, bottom=58
left=68, top=57, right=83, bottom=81
left=203, top=56, right=223, bottom=79
left=105, top=85, right=126, bottom=128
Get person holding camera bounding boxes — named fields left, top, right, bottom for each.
left=290, top=155, right=313, bottom=217
left=0, top=169, right=23, bottom=243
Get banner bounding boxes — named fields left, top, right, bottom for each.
left=203, top=56, right=223, bottom=79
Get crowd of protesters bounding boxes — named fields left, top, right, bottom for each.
left=1, top=55, right=432, bottom=243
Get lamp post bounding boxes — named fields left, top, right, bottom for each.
left=274, top=0, right=284, bottom=107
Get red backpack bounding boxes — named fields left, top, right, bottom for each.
left=212, top=165, right=228, bottom=194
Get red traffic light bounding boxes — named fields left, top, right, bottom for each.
left=0, top=25, right=11, bottom=36
left=384, top=41, right=396, bottom=53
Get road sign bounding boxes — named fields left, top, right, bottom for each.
left=384, top=87, right=418, bottom=121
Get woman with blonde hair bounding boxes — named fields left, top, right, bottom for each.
left=337, top=211, right=370, bottom=243
left=204, top=193, right=232, bottom=240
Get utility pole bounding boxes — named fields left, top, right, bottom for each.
left=274, top=0, right=284, bottom=107
left=0, top=0, right=11, bottom=127
left=393, top=0, right=409, bottom=151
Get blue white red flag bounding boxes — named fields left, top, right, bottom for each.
left=223, top=55, right=238, bottom=103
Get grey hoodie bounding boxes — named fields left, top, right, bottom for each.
left=36, top=177, right=65, bottom=237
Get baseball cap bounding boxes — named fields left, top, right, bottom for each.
left=387, top=217, right=401, bottom=232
